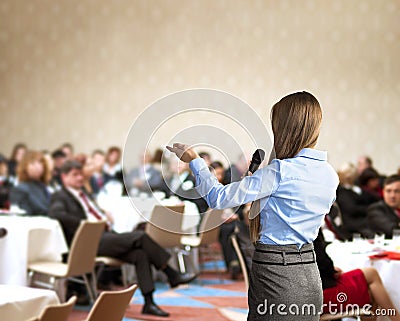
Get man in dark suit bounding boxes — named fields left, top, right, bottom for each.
left=159, top=161, right=208, bottom=214
left=367, top=175, right=400, bottom=238
left=49, top=160, right=196, bottom=317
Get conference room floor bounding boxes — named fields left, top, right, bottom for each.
left=68, top=271, right=248, bottom=321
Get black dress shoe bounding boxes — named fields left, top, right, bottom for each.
left=142, top=303, right=170, bottom=317
left=169, top=272, right=198, bottom=288
left=229, top=260, right=241, bottom=280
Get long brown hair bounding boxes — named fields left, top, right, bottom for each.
left=249, top=92, right=323, bottom=243
left=10, top=143, right=27, bottom=161
left=17, top=151, right=51, bottom=184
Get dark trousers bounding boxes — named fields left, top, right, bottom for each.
left=219, top=221, right=238, bottom=269
left=219, top=220, right=255, bottom=273
left=98, top=230, right=171, bottom=294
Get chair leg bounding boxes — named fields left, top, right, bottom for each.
left=54, top=278, right=67, bottom=302
left=121, top=265, right=128, bottom=287
left=83, top=273, right=95, bottom=304
left=90, top=271, right=98, bottom=299
left=176, top=249, right=186, bottom=273
left=198, top=247, right=204, bottom=285
left=27, top=270, right=34, bottom=286
left=95, top=262, right=105, bottom=286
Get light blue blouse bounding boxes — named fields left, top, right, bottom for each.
left=189, top=148, right=339, bottom=247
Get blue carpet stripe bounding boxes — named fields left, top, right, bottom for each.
left=132, top=296, right=214, bottom=308
left=174, top=284, right=246, bottom=297
left=229, top=307, right=249, bottom=314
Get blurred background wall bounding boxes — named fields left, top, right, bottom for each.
left=0, top=0, right=399, bottom=173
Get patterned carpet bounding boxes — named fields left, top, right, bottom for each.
left=67, top=268, right=249, bottom=321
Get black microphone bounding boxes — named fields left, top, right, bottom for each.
left=248, top=149, right=265, bottom=174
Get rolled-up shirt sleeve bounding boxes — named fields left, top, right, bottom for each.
left=189, top=157, right=281, bottom=209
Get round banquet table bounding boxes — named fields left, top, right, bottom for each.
left=0, top=215, right=68, bottom=285
left=0, top=284, right=59, bottom=321
left=327, top=240, right=400, bottom=320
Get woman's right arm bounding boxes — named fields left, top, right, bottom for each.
left=166, top=143, right=281, bottom=210
left=189, top=157, right=280, bottom=209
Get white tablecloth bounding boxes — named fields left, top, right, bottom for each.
left=97, top=195, right=200, bottom=234
left=0, top=216, right=68, bottom=285
left=327, top=241, right=400, bottom=320
left=0, top=285, right=59, bottom=321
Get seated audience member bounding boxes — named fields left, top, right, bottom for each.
left=7, top=143, right=27, bottom=183
left=199, top=151, right=212, bottom=166
left=151, top=148, right=164, bottom=172
left=336, top=163, right=374, bottom=238
left=237, top=202, right=255, bottom=273
left=49, top=160, right=196, bottom=317
left=60, top=142, right=74, bottom=160
left=160, top=157, right=208, bottom=213
left=43, top=150, right=58, bottom=193
left=51, top=149, right=67, bottom=188
left=222, top=154, right=257, bottom=273
left=223, top=153, right=248, bottom=185
left=10, top=151, right=51, bottom=215
left=368, top=175, right=400, bottom=238
left=74, top=154, right=96, bottom=198
left=356, top=155, right=373, bottom=176
left=314, top=229, right=400, bottom=320
left=210, top=161, right=255, bottom=277
left=324, top=202, right=352, bottom=241
left=358, top=168, right=383, bottom=202
left=90, top=150, right=106, bottom=195
left=103, top=146, right=122, bottom=184
left=210, top=161, right=240, bottom=278
left=126, top=150, right=163, bottom=194
left=0, top=154, right=12, bottom=209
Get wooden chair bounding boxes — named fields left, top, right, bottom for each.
left=145, top=205, right=186, bottom=272
left=96, top=256, right=132, bottom=287
left=181, top=209, right=224, bottom=277
left=38, top=295, right=77, bottom=321
left=28, top=221, right=106, bottom=303
left=230, top=233, right=249, bottom=290
left=97, top=205, right=186, bottom=286
left=84, top=284, right=138, bottom=321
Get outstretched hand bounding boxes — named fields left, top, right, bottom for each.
left=166, top=143, right=199, bottom=163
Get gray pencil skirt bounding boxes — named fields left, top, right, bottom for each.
left=248, top=243, right=322, bottom=321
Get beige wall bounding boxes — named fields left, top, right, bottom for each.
left=0, top=0, right=399, bottom=173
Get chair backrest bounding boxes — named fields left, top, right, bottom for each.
left=325, top=202, right=351, bottom=241
left=145, top=205, right=185, bottom=248
left=39, top=296, right=77, bottom=321
left=230, top=234, right=249, bottom=290
left=198, top=209, right=224, bottom=245
left=85, top=284, right=138, bottom=321
left=67, top=220, right=106, bottom=276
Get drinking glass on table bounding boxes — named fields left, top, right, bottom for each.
left=392, top=229, right=400, bottom=246
left=374, top=233, right=385, bottom=248
left=351, top=233, right=364, bottom=253
left=352, top=233, right=362, bottom=245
